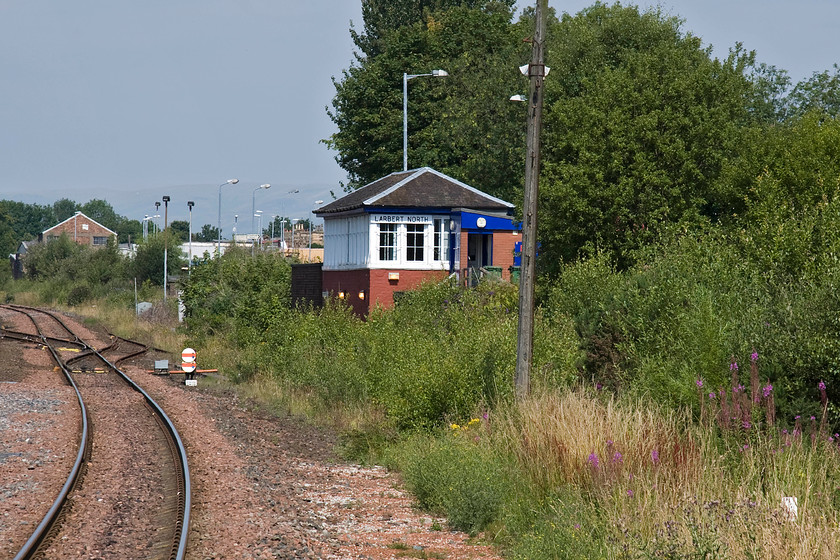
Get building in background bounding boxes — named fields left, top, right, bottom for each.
left=41, top=211, right=117, bottom=246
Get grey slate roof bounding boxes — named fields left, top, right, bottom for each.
left=316, top=168, right=514, bottom=215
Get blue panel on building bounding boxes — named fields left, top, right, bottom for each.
left=460, top=211, right=517, bottom=231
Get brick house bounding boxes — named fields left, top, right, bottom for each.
left=41, top=212, right=117, bottom=247
left=312, top=167, right=519, bottom=316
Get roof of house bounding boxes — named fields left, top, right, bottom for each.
left=315, top=167, right=515, bottom=216
left=42, top=211, right=118, bottom=236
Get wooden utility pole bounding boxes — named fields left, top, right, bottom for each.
left=515, top=0, right=547, bottom=400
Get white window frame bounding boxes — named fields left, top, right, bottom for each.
left=378, top=223, right=397, bottom=261
left=406, top=223, right=424, bottom=262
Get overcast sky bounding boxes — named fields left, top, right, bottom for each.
left=1, top=1, right=837, bottom=233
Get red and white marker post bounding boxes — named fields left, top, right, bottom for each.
left=182, top=347, right=197, bottom=385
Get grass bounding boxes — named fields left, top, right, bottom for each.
left=6, top=281, right=840, bottom=558
left=396, top=388, right=840, bottom=559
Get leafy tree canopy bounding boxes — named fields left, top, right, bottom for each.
left=538, top=3, right=755, bottom=269
left=52, top=198, right=78, bottom=222
left=354, top=0, right=516, bottom=57
left=327, top=1, right=840, bottom=273
left=327, top=1, right=527, bottom=201
left=169, top=220, right=190, bottom=243
left=79, top=199, right=121, bottom=232
left=194, top=224, right=220, bottom=243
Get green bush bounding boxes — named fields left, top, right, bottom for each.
left=66, top=284, right=92, bottom=306
left=388, top=429, right=508, bottom=535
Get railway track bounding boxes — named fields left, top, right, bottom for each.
left=1, top=304, right=190, bottom=560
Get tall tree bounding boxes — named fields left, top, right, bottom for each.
left=194, top=224, right=219, bottom=243
left=786, top=64, right=840, bottom=119
left=326, top=1, right=524, bottom=196
left=52, top=198, right=77, bottom=222
left=169, top=220, right=190, bottom=243
left=79, top=199, right=120, bottom=231
left=537, top=3, right=755, bottom=270
left=353, top=0, right=515, bottom=57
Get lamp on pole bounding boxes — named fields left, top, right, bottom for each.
left=162, top=196, right=170, bottom=302
left=217, top=179, right=239, bottom=256
left=310, top=200, right=323, bottom=261
left=278, top=189, right=300, bottom=254
left=252, top=184, right=271, bottom=233
left=403, top=69, right=448, bottom=171
left=187, top=201, right=194, bottom=274
left=154, top=202, right=161, bottom=236
left=279, top=218, right=287, bottom=253
left=270, top=215, right=278, bottom=250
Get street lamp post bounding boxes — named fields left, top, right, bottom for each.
left=403, top=69, right=448, bottom=171
left=280, top=189, right=300, bottom=255
left=187, top=201, right=194, bottom=274
left=279, top=218, right=286, bottom=254
left=143, top=214, right=160, bottom=239
left=310, top=200, right=323, bottom=261
left=252, top=184, right=271, bottom=234
left=291, top=218, right=300, bottom=253
left=217, top=179, right=239, bottom=256
left=162, top=196, right=170, bottom=302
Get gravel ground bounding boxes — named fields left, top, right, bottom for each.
left=1, top=309, right=503, bottom=560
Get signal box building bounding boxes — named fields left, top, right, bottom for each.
left=41, top=211, right=117, bottom=247
left=314, top=167, right=519, bottom=316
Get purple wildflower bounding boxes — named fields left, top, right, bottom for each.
left=818, top=380, right=826, bottom=392
left=742, top=420, right=751, bottom=430
left=574, top=523, right=581, bottom=530
left=651, top=449, right=660, bottom=464
left=762, top=384, right=773, bottom=398
left=612, top=452, right=623, bottom=464
left=606, top=439, right=614, bottom=447
left=596, top=382, right=603, bottom=391
left=696, top=379, right=703, bottom=388
left=709, top=392, right=716, bottom=400
left=627, top=489, right=634, bottom=497
left=588, top=452, right=599, bottom=469
left=730, top=362, right=739, bottom=372
left=751, top=351, right=758, bottom=363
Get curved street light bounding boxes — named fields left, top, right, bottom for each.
left=403, top=69, right=448, bottom=171
left=187, top=201, right=194, bottom=273
left=252, top=184, right=271, bottom=233
left=217, top=179, right=239, bottom=255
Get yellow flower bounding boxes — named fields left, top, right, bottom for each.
left=450, top=423, right=460, bottom=430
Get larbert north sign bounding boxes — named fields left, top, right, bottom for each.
left=372, top=214, right=432, bottom=224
